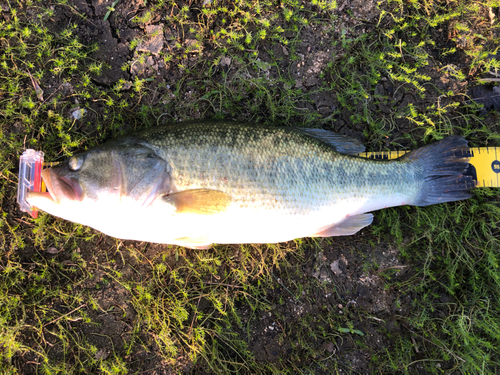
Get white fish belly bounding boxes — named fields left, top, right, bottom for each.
left=155, top=192, right=410, bottom=245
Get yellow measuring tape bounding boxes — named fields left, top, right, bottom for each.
left=358, top=147, right=499, bottom=188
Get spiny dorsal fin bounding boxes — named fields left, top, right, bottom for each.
left=163, top=189, right=232, bottom=215
left=299, top=128, right=365, bottom=155
left=312, top=213, right=374, bottom=237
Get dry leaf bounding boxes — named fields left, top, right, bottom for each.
left=27, top=70, right=44, bottom=101
left=95, top=349, right=109, bottom=360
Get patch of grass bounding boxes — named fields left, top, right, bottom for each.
left=324, top=0, right=500, bottom=147
left=373, top=188, right=500, bottom=372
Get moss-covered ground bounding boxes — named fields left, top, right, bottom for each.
left=1, top=0, right=499, bottom=373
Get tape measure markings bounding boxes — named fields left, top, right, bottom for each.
left=358, top=147, right=500, bottom=188
left=495, top=147, right=499, bottom=188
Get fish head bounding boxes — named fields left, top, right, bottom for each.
left=27, top=141, right=172, bottom=228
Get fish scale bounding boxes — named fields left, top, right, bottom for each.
left=145, top=124, right=341, bottom=214
left=141, top=123, right=421, bottom=217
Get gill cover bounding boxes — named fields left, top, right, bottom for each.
left=29, top=141, right=173, bottom=214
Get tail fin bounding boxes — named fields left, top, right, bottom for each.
left=404, top=136, right=476, bottom=206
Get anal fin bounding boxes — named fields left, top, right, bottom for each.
left=312, top=214, right=374, bottom=237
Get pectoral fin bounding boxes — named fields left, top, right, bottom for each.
left=312, top=214, right=374, bottom=237
left=163, top=189, right=232, bottom=215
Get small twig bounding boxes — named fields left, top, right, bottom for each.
left=0, top=171, right=16, bottom=184
left=15, top=218, right=34, bottom=226
left=368, top=316, right=385, bottom=322
left=276, top=320, right=285, bottom=336
left=43, top=304, right=86, bottom=327
left=378, top=265, right=408, bottom=273
left=411, top=336, right=420, bottom=353
left=478, top=78, right=500, bottom=82
left=189, top=294, right=203, bottom=337
left=42, top=330, right=57, bottom=345
left=224, top=284, right=229, bottom=312
left=399, top=39, right=405, bottom=62
left=204, top=282, right=243, bottom=288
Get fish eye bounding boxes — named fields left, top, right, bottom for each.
left=68, top=156, right=83, bottom=171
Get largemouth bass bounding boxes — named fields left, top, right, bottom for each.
left=27, top=121, right=475, bottom=248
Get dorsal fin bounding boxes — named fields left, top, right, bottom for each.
left=299, top=128, right=365, bottom=155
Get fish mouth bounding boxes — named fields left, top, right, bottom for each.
left=42, top=168, right=83, bottom=203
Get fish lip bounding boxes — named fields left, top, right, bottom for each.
left=42, top=169, right=83, bottom=202
left=41, top=169, right=57, bottom=202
